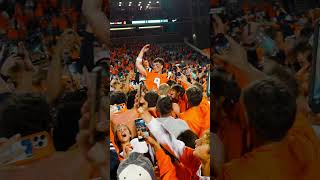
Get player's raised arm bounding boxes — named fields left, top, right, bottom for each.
left=136, top=44, right=150, bottom=77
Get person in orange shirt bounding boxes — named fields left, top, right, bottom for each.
left=58, top=15, right=69, bottom=32
left=7, top=27, right=19, bottom=40
left=180, top=86, right=209, bottom=137
left=136, top=44, right=168, bottom=91
left=217, top=77, right=320, bottom=180
left=144, top=134, right=178, bottom=180
left=138, top=100, right=211, bottom=179
left=35, top=4, right=44, bottom=18
left=168, top=84, right=188, bottom=113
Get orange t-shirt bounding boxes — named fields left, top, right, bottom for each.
left=7, top=28, right=18, bottom=40
left=180, top=106, right=208, bottom=137
left=155, top=149, right=178, bottom=180
left=178, top=95, right=188, bottom=113
left=0, top=15, right=8, bottom=31
left=35, top=4, right=44, bottom=18
left=199, top=97, right=210, bottom=133
left=218, top=112, right=320, bottom=180
left=58, top=17, right=68, bottom=31
left=145, top=72, right=168, bottom=91
left=51, top=16, right=59, bottom=28
left=217, top=102, right=248, bottom=162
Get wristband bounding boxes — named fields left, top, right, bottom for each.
left=136, top=57, right=143, bottom=63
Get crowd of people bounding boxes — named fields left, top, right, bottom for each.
left=212, top=1, right=320, bottom=180
left=0, top=0, right=109, bottom=179
left=110, top=40, right=211, bottom=179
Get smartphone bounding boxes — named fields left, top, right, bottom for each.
left=309, top=19, right=320, bottom=113
left=213, top=33, right=230, bottom=55
left=89, top=67, right=103, bottom=143
left=135, top=118, right=149, bottom=142
left=1, top=131, right=55, bottom=166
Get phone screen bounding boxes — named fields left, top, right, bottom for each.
left=309, top=20, right=320, bottom=113
left=135, top=118, right=149, bottom=141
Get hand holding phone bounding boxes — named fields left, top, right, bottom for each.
left=135, top=118, right=149, bottom=142
left=213, top=33, right=230, bottom=55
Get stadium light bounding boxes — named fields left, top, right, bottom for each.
left=110, top=27, right=135, bottom=31
left=139, top=26, right=162, bottom=29
left=149, top=1, right=151, bottom=3
left=156, top=1, right=159, bottom=3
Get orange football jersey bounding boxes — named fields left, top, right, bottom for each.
left=145, top=72, right=168, bottom=90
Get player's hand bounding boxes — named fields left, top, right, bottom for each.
left=213, top=35, right=249, bottom=70
left=141, top=44, right=150, bottom=53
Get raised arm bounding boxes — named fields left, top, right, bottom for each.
left=136, top=45, right=150, bottom=77
left=46, top=42, right=63, bottom=104
left=82, top=0, right=110, bottom=46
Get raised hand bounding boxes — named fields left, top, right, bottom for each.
left=213, top=36, right=249, bottom=70
left=141, top=44, right=150, bottom=53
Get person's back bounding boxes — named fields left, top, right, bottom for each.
left=180, top=86, right=207, bottom=137
left=157, top=116, right=189, bottom=138
left=218, top=78, right=320, bottom=180
left=156, top=96, right=190, bottom=138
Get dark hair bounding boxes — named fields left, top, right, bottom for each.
left=153, top=58, right=165, bottom=66
left=193, top=82, right=204, bottom=93
left=243, top=77, right=296, bottom=141
left=177, top=130, right=199, bottom=148
left=110, top=91, right=127, bottom=105
left=293, top=42, right=312, bottom=62
left=0, top=93, right=51, bottom=138
left=263, top=61, right=298, bottom=98
left=171, top=84, right=185, bottom=97
left=156, top=96, right=173, bottom=116
left=144, top=90, right=159, bottom=108
left=186, top=86, right=203, bottom=107
left=166, top=80, right=176, bottom=87
left=126, top=90, right=138, bottom=109
left=53, top=91, right=87, bottom=151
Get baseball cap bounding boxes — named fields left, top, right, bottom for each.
left=117, top=152, right=155, bottom=180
